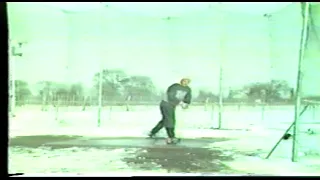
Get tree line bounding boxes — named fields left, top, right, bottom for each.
left=9, top=69, right=317, bottom=107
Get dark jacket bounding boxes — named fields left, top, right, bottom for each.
left=164, top=83, right=192, bottom=106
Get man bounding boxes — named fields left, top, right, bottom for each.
left=148, top=78, right=192, bottom=144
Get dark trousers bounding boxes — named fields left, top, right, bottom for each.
left=150, top=100, right=176, bottom=138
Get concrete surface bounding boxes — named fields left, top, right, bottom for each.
left=9, top=135, right=236, bottom=173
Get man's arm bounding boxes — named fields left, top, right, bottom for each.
left=182, top=87, right=192, bottom=104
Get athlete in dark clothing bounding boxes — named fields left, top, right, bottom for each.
left=148, top=78, right=192, bottom=144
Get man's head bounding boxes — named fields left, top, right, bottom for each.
left=180, top=78, right=191, bottom=87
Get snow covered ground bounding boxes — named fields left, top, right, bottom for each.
left=9, top=105, right=320, bottom=175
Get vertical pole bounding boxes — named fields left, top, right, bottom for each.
left=218, top=66, right=223, bottom=129
left=204, top=97, right=209, bottom=111
left=292, top=2, right=310, bottom=162
left=97, top=53, right=103, bottom=127
left=262, top=14, right=273, bottom=127
left=97, top=3, right=104, bottom=127
left=9, top=42, right=16, bottom=117
left=59, top=11, right=72, bottom=122
left=266, top=14, right=274, bottom=76
left=261, top=90, right=266, bottom=125
left=218, top=3, right=225, bottom=129
left=126, top=95, right=131, bottom=111
left=210, top=101, right=214, bottom=121
left=65, top=14, right=72, bottom=113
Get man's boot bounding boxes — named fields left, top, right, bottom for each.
left=166, top=138, right=180, bottom=144
left=148, top=132, right=156, bottom=138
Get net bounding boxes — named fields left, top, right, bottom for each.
left=7, top=2, right=320, bottom=161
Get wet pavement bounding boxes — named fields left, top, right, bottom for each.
left=124, top=147, right=233, bottom=173
left=9, top=135, right=236, bottom=173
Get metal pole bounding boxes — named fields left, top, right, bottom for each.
left=266, top=104, right=309, bottom=159
left=210, top=102, right=215, bottom=121
left=9, top=41, right=16, bottom=117
left=97, top=3, right=104, bottom=127
left=98, top=68, right=103, bottom=127
left=261, top=102, right=265, bottom=122
left=204, top=97, right=209, bottom=111
left=292, top=2, right=310, bottom=162
left=218, top=3, right=225, bottom=129
left=98, top=65, right=103, bottom=127
left=56, top=11, right=71, bottom=122
left=261, top=90, right=266, bottom=125
left=265, top=14, right=274, bottom=72
left=265, top=14, right=273, bottom=124
left=9, top=40, right=25, bottom=117
left=65, top=14, right=72, bottom=112
left=218, top=66, right=223, bottom=129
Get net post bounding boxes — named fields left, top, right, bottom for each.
left=55, top=99, right=60, bottom=121
left=204, top=97, right=209, bottom=111
left=125, top=95, right=131, bottom=111
left=292, top=2, right=310, bottom=162
left=261, top=90, right=266, bottom=124
left=9, top=40, right=25, bottom=117
left=97, top=2, right=105, bottom=127
left=261, top=103, right=265, bottom=123
left=59, top=11, right=73, bottom=123
left=266, top=122, right=294, bottom=159
left=210, top=101, right=215, bottom=122
left=97, top=65, right=103, bottom=127
left=217, top=2, right=225, bottom=129
left=9, top=42, right=16, bottom=118
left=218, top=66, right=223, bottom=129
left=266, top=104, right=309, bottom=159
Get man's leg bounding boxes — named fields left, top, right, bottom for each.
left=149, top=120, right=164, bottom=137
left=165, top=127, right=175, bottom=138
left=165, top=127, right=180, bottom=144
left=148, top=101, right=166, bottom=137
left=163, top=103, right=178, bottom=144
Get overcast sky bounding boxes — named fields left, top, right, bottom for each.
left=7, top=3, right=320, bottom=96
